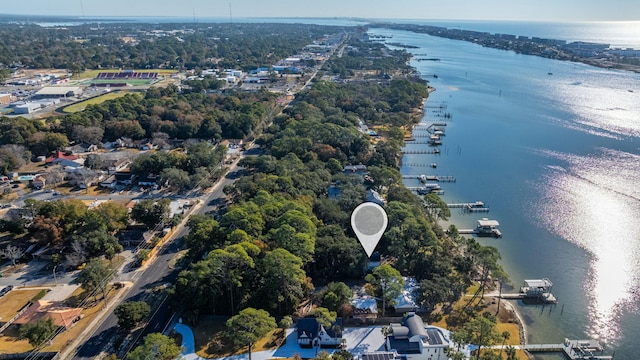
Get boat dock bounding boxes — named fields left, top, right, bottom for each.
left=402, top=149, right=442, bottom=154
left=499, top=292, right=557, bottom=303
left=447, top=201, right=489, bottom=212
left=520, top=338, right=612, bottom=359
left=402, top=175, right=456, bottom=182
left=500, top=278, right=557, bottom=303
left=457, top=218, right=502, bottom=238
left=410, top=133, right=444, bottom=138
left=407, top=184, right=445, bottom=195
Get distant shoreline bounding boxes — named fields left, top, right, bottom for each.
left=374, top=23, right=640, bottom=74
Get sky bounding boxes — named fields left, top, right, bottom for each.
left=1, top=0, right=640, bottom=22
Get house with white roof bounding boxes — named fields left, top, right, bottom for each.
left=394, top=277, right=420, bottom=313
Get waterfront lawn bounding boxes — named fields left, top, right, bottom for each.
left=428, top=285, right=528, bottom=359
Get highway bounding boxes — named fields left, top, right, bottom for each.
left=70, top=161, right=241, bottom=360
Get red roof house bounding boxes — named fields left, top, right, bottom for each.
left=14, top=300, right=82, bottom=329
left=45, top=151, right=78, bottom=164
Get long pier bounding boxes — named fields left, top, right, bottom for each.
left=413, top=122, right=448, bottom=127
left=410, top=133, right=445, bottom=138
left=517, top=339, right=612, bottom=360
left=403, top=175, right=456, bottom=182
left=402, top=149, right=442, bottom=154
left=500, top=292, right=557, bottom=303
left=404, top=140, right=444, bottom=144
left=446, top=201, right=489, bottom=212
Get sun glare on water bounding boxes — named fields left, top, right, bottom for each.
left=537, top=149, right=640, bottom=344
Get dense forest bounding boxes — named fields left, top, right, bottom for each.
left=172, top=48, right=503, bottom=322
left=0, top=22, right=347, bottom=74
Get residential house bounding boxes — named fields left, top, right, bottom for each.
left=138, top=174, right=160, bottom=188
left=54, top=158, right=85, bottom=173
left=65, top=143, right=99, bottom=155
left=367, top=189, right=385, bottom=206
left=100, top=175, right=117, bottom=189
left=118, top=226, right=151, bottom=247
left=394, top=277, right=420, bottom=313
left=385, top=313, right=450, bottom=360
left=296, top=317, right=343, bottom=348
left=351, top=297, right=378, bottom=320
left=107, top=158, right=132, bottom=174
left=66, top=168, right=101, bottom=188
left=114, top=172, right=136, bottom=185
left=13, top=300, right=82, bottom=330
left=31, top=176, right=46, bottom=190
left=138, top=140, right=157, bottom=151
left=343, top=165, right=367, bottom=175
left=45, top=151, right=78, bottom=164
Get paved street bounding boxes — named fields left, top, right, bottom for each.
left=70, top=160, right=241, bottom=360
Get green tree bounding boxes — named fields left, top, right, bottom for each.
left=127, top=333, right=182, bottom=360
left=19, top=317, right=57, bottom=347
left=206, top=243, right=257, bottom=314
left=226, top=308, right=277, bottom=360
left=499, top=330, right=511, bottom=358
left=258, top=248, right=307, bottom=315
left=114, top=301, right=151, bottom=331
left=131, top=198, right=171, bottom=229
left=77, top=258, right=114, bottom=301
left=423, top=193, right=451, bottom=220
left=318, top=282, right=352, bottom=313
left=185, top=215, right=224, bottom=258
left=365, top=264, right=404, bottom=317
left=457, top=314, right=501, bottom=360
left=311, top=307, right=337, bottom=329
left=160, top=167, right=191, bottom=191
left=94, top=202, right=129, bottom=232
left=279, top=316, right=293, bottom=329
left=70, top=230, right=122, bottom=260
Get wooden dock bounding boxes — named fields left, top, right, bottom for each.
left=402, top=149, right=442, bottom=154
left=447, top=201, right=489, bottom=213
left=402, top=175, right=456, bottom=182
left=519, top=338, right=611, bottom=359
left=500, top=292, right=557, bottom=303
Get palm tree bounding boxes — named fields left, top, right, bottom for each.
left=499, top=330, right=511, bottom=357
left=505, top=345, right=517, bottom=360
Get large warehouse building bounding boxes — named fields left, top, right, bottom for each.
left=33, top=86, right=83, bottom=99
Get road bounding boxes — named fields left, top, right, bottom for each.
left=71, top=161, right=241, bottom=360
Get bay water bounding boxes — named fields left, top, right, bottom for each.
left=368, top=27, right=640, bottom=360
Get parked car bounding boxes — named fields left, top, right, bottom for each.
left=0, top=285, right=14, bottom=297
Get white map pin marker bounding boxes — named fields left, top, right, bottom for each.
left=351, top=202, right=388, bottom=258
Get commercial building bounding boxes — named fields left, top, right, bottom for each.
left=33, top=86, right=83, bottom=99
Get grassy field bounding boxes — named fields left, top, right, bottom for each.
left=89, top=79, right=153, bottom=86
left=62, top=91, right=138, bottom=113
left=75, top=69, right=178, bottom=80
left=193, top=316, right=285, bottom=358
left=0, top=288, right=46, bottom=321
left=0, top=285, right=125, bottom=354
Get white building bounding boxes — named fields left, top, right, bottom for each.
left=386, top=313, right=450, bottom=360
left=34, top=86, right=83, bottom=99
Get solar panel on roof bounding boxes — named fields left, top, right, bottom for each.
left=426, top=328, right=443, bottom=345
